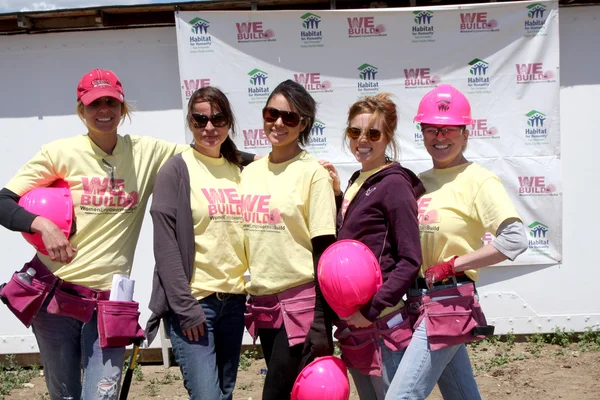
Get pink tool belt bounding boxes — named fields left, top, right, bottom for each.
left=334, top=306, right=413, bottom=377
left=0, top=256, right=144, bottom=348
left=245, top=281, right=316, bottom=347
left=412, top=282, right=491, bottom=351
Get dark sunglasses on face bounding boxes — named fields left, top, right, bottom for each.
left=191, top=113, right=229, bottom=128
left=262, top=107, right=303, bottom=128
left=88, top=97, right=121, bottom=108
left=421, top=126, right=463, bottom=138
left=346, top=127, right=382, bottom=141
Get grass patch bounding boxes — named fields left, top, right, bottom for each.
left=0, top=355, right=40, bottom=398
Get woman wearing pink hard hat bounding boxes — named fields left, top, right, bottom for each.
left=320, top=93, right=423, bottom=399
left=385, top=84, right=528, bottom=400
left=0, top=68, right=257, bottom=400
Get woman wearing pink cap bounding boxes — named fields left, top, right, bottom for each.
left=385, top=85, right=528, bottom=399
left=0, top=69, right=204, bottom=400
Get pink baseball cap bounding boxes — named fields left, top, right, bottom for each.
left=77, top=69, right=124, bottom=105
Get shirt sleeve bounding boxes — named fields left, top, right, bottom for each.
left=472, top=176, right=522, bottom=236
left=5, top=147, right=59, bottom=196
left=307, top=169, right=337, bottom=239
left=491, top=219, right=528, bottom=261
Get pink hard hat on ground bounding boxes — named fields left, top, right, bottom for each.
left=291, top=356, right=350, bottom=400
left=77, top=69, right=124, bottom=105
left=414, top=84, right=473, bottom=126
left=18, top=180, right=73, bottom=256
left=317, top=239, right=383, bottom=318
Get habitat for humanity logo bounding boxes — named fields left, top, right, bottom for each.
left=518, top=176, right=557, bottom=196
left=403, top=68, right=440, bottom=89
left=467, top=58, right=491, bottom=93
left=300, top=13, right=323, bottom=47
left=294, top=73, right=332, bottom=93
left=308, top=120, right=327, bottom=152
left=528, top=221, right=550, bottom=252
left=188, top=17, right=212, bottom=52
left=357, top=64, right=380, bottom=94
left=182, top=78, right=211, bottom=100
left=413, top=123, right=424, bottom=147
left=459, top=12, right=499, bottom=33
left=347, top=16, right=386, bottom=38
left=412, top=10, right=434, bottom=42
left=525, top=3, right=548, bottom=36
left=525, top=110, right=548, bottom=142
left=236, top=21, right=275, bottom=43
left=469, top=119, right=499, bottom=139
left=242, top=127, right=270, bottom=149
left=247, top=69, right=270, bottom=104
left=516, top=63, right=555, bottom=84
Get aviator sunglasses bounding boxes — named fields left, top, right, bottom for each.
left=191, top=113, right=229, bottom=128
left=262, top=107, right=304, bottom=128
left=345, top=127, right=383, bottom=141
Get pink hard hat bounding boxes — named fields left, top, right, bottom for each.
left=291, top=356, right=350, bottom=400
left=317, top=240, right=383, bottom=318
left=18, top=180, right=73, bottom=256
left=414, top=84, right=473, bottom=126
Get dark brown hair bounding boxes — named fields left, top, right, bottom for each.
left=265, top=80, right=317, bottom=146
left=187, top=86, right=241, bottom=166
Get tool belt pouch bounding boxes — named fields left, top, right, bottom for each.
left=97, top=300, right=145, bottom=348
left=0, top=265, right=53, bottom=328
left=46, top=280, right=97, bottom=323
left=244, top=295, right=283, bottom=344
left=423, top=282, right=491, bottom=351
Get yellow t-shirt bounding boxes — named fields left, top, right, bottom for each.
left=341, top=165, right=388, bottom=219
left=240, top=151, right=336, bottom=296
left=5, top=134, right=188, bottom=289
left=417, top=162, right=521, bottom=281
left=182, top=148, right=247, bottom=299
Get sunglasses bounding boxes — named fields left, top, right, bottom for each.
left=346, top=127, right=383, bottom=141
left=421, top=126, right=463, bottom=138
left=191, top=113, right=229, bottom=128
left=262, top=107, right=304, bottom=128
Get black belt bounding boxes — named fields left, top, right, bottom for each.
left=213, top=292, right=245, bottom=302
left=415, top=275, right=473, bottom=290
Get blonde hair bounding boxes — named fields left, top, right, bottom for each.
left=346, top=92, right=399, bottom=161
left=76, top=100, right=134, bottom=125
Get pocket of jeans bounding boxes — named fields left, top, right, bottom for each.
left=46, top=284, right=96, bottom=323
left=97, top=300, right=144, bottom=348
left=281, top=296, right=315, bottom=346
left=0, top=272, right=51, bottom=327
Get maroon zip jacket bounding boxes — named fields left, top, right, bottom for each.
left=337, top=163, right=425, bottom=322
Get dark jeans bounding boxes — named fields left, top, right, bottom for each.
left=168, top=293, right=246, bottom=400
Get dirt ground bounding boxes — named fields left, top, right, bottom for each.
left=4, top=340, right=600, bottom=400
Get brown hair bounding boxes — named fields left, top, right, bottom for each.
left=186, top=86, right=241, bottom=167
left=346, top=92, right=399, bottom=161
left=265, top=80, right=317, bottom=146
left=76, top=100, right=134, bottom=125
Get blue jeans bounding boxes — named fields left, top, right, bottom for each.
left=350, top=339, right=406, bottom=400
left=168, top=293, right=246, bottom=400
left=32, top=305, right=126, bottom=400
left=385, top=304, right=481, bottom=400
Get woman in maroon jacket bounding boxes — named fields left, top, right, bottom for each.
left=321, top=93, right=422, bottom=399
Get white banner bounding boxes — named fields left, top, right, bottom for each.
left=175, top=0, right=561, bottom=265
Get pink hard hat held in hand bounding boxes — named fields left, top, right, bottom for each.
left=317, top=239, right=383, bottom=318
left=18, top=180, right=73, bottom=255
left=414, top=84, right=473, bottom=126
left=291, top=356, right=350, bottom=400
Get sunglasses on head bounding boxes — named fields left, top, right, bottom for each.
left=191, top=113, right=229, bottom=128
left=262, top=107, right=304, bottom=128
left=346, top=127, right=382, bottom=141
